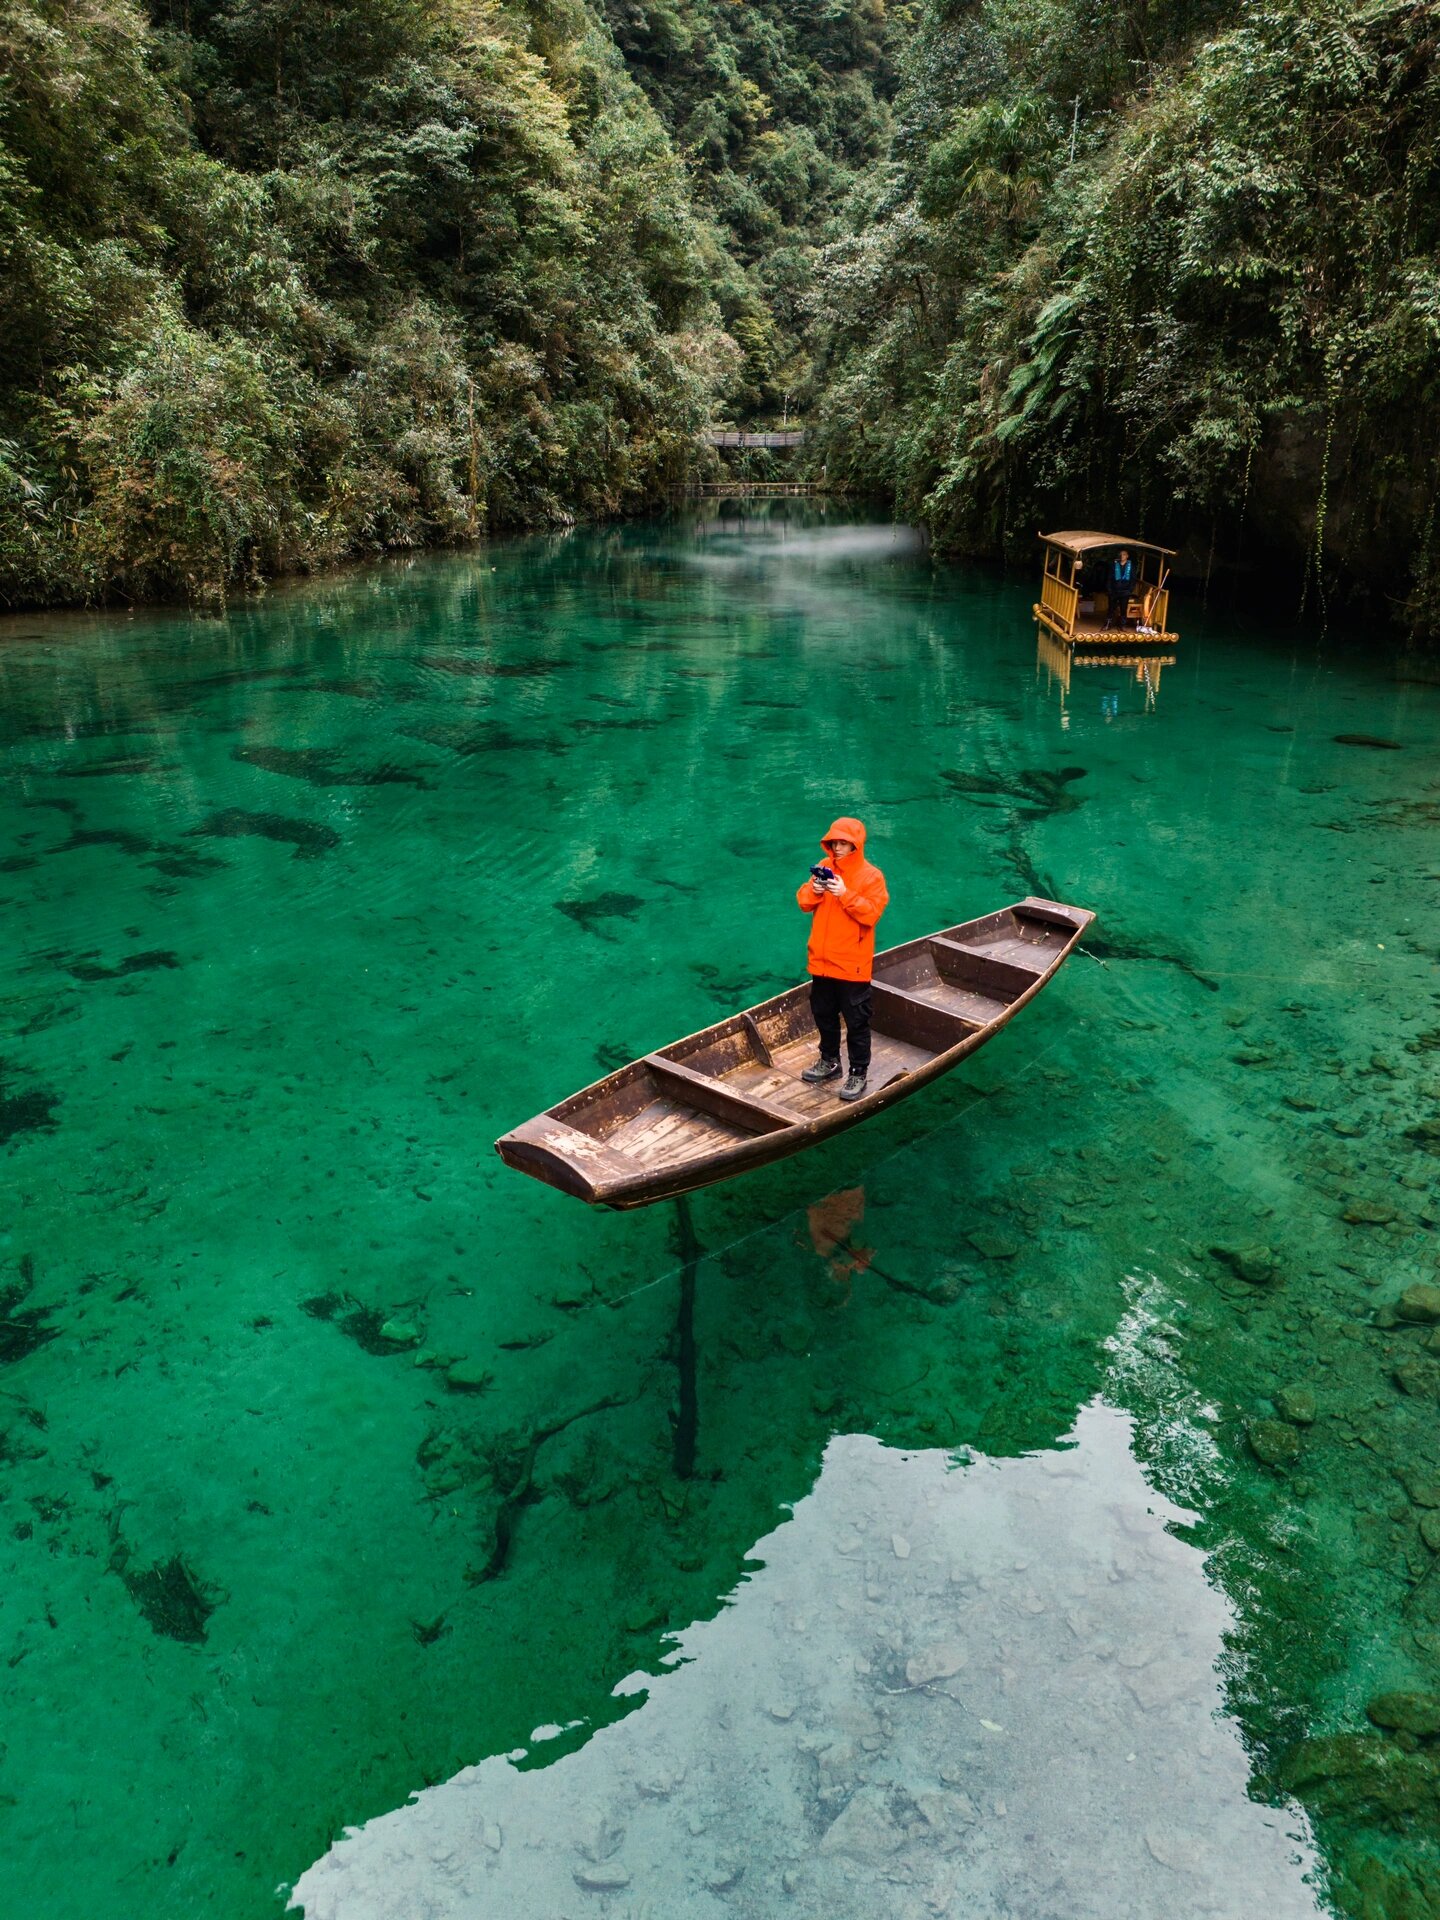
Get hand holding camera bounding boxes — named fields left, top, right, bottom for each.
left=811, top=863, right=845, bottom=897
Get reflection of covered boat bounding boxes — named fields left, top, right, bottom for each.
left=1037, top=628, right=1173, bottom=713
left=1035, top=530, right=1178, bottom=645
left=496, top=898, right=1093, bottom=1208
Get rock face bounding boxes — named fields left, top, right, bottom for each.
left=1367, top=1693, right=1440, bottom=1738
left=1397, top=1284, right=1440, bottom=1324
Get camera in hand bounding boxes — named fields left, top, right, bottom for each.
left=811, top=864, right=836, bottom=884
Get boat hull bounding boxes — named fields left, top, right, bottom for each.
left=495, top=897, right=1095, bottom=1208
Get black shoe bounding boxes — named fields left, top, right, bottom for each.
left=801, top=1055, right=842, bottom=1083
left=839, top=1071, right=868, bottom=1103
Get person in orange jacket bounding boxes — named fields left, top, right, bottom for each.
left=795, top=815, right=889, bottom=1102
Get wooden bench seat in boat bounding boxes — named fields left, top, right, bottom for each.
left=495, top=897, right=1094, bottom=1207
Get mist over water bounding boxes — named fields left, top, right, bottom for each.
left=1, top=502, right=1438, bottom=1919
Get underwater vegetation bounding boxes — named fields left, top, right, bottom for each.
left=231, top=747, right=433, bottom=790
left=0, top=1064, right=58, bottom=1149
left=555, top=893, right=646, bottom=936
left=190, top=810, right=341, bottom=858
left=941, top=764, right=1089, bottom=820
left=0, top=1260, right=59, bottom=1365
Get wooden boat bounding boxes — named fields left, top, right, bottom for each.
left=1034, top=530, right=1178, bottom=646
left=495, top=896, right=1094, bottom=1209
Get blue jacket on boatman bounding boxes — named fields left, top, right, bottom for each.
left=1108, top=548, right=1135, bottom=628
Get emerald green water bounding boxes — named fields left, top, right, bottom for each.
left=3, top=507, right=1439, bottom=1920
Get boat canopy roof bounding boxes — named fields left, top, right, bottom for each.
left=1040, top=529, right=1176, bottom=557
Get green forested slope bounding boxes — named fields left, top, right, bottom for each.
left=597, top=0, right=900, bottom=412
left=0, top=0, right=901, bottom=606
left=6, top=0, right=1440, bottom=630
left=0, top=0, right=736, bottom=602
left=810, top=0, right=1440, bottom=635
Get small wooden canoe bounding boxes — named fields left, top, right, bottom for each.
left=495, top=896, right=1094, bottom=1209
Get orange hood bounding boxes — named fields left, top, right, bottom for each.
left=820, top=817, right=867, bottom=868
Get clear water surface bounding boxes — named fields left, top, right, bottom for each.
left=2, top=505, right=1439, bottom=1920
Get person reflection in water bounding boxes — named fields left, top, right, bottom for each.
left=796, top=816, right=889, bottom=1103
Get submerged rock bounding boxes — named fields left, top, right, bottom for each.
left=1274, top=1386, right=1317, bottom=1426
left=818, top=1786, right=904, bottom=1856
left=967, top=1227, right=1020, bottom=1261
left=573, top=1862, right=631, bottom=1892
left=1343, top=1202, right=1398, bottom=1226
left=1211, top=1245, right=1283, bottom=1287
left=1397, top=1284, right=1440, bottom=1324
left=1367, top=1693, right=1440, bottom=1738
left=446, top=1359, right=494, bottom=1393
left=905, top=1642, right=967, bottom=1685
left=1248, top=1420, right=1302, bottom=1467
left=1272, top=1732, right=1440, bottom=1819
left=1392, top=1362, right=1437, bottom=1399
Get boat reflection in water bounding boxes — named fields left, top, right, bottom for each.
left=1037, top=625, right=1175, bottom=719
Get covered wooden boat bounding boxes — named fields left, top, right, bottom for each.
left=495, top=897, right=1094, bottom=1209
left=1035, top=530, right=1178, bottom=646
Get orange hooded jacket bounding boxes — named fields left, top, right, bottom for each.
left=796, top=817, right=889, bottom=982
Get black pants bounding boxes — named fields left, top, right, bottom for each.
left=810, top=975, right=872, bottom=1074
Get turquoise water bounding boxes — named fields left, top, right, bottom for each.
left=2, top=506, right=1439, bottom=1919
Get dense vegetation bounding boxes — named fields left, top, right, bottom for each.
left=0, top=0, right=898, bottom=605
left=5, top=0, right=1440, bottom=632
left=810, top=0, right=1440, bottom=636
left=598, top=0, right=899, bottom=414
left=0, top=0, right=712, bottom=602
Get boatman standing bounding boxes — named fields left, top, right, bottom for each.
left=1107, top=547, right=1135, bottom=628
left=796, top=816, right=889, bottom=1103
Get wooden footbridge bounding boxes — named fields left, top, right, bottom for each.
left=702, top=430, right=805, bottom=449
left=697, top=426, right=824, bottom=494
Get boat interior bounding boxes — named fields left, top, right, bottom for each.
left=545, top=905, right=1078, bottom=1173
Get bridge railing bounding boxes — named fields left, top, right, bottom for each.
left=703, top=431, right=805, bottom=449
